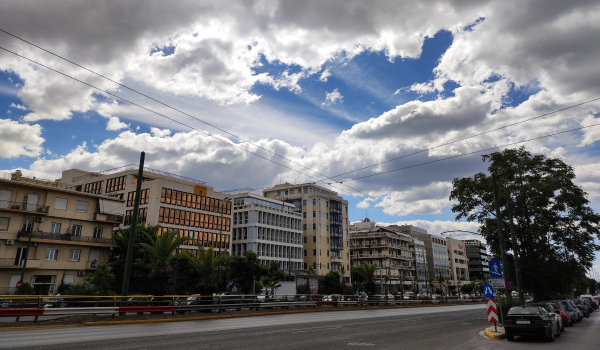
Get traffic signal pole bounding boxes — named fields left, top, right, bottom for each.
left=121, top=152, right=145, bottom=296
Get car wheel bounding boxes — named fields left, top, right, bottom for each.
left=556, top=324, right=561, bottom=337
left=506, top=335, right=515, bottom=341
left=547, top=327, right=555, bottom=342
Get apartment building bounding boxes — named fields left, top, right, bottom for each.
left=389, top=225, right=451, bottom=280
left=0, top=173, right=123, bottom=294
left=446, top=237, right=470, bottom=289
left=349, top=219, right=415, bottom=292
left=263, top=183, right=350, bottom=279
left=60, top=166, right=232, bottom=255
left=231, top=192, right=303, bottom=272
left=408, top=238, right=428, bottom=290
left=463, top=239, right=490, bottom=281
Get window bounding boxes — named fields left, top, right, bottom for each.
left=313, top=236, right=316, bottom=242
left=312, top=199, right=316, bottom=205
left=304, top=250, right=307, bottom=256
left=72, top=225, right=82, bottom=236
left=303, top=236, right=307, bottom=243
left=0, top=217, right=9, bottom=230
left=14, top=247, right=27, bottom=266
left=327, top=250, right=329, bottom=257
left=313, top=249, right=316, bottom=256
left=45, top=248, right=59, bottom=261
left=303, top=212, right=306, bottom=218
left=93, top=227, right=103, bottom=238
left=55, top=197, right=68, bottom=210
left=304, top=188, right=308, bottom=194
left=312, top=223, right=316, bottom=229
left=312, top=211, right=316, bottom=217
left=290, top=189, right=294, bottom=194
left=76, top=201, right=88, bottom=213
left=284, top=190, right=288, bottom=195
left=21, top=220, right=33, bottom=232
left=50, top=223, right=61, bottom=234
left=277, top=191, right=281, bottom=195
left=303, top=200, right=306, bottom=206
left=303, top=224, right=307, bottom=230
left=68, top=249, right=81, bottom=261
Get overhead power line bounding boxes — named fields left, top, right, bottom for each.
left=1, top=43, right=423, bottom=221
left=0, top=29, right=420, bottom=220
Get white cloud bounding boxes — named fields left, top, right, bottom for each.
left=0, top=119, right=44, bottom=158
left=106, top=116, right=129, bottom=131
left=322, top=88, right=343, bottom=106
left=9, top=103, right=28, bottom=110
left=319, top=68, right=331, bottom=82
left=150, top=127, right=172, bottom=137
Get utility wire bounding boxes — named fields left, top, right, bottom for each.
left=1, top=44, right=421, bottom=221
left=337, top=122, right=600, bottom=183
left=316, top=96, right=600, bottom=183
left=0, top=29, right=419, bottom=220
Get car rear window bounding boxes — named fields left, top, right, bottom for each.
left=507, top=306, right=542, bottom=315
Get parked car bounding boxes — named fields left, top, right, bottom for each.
left=555, top=300, right=578, bottom=324
left=569, top=299, right=589, bottom=318
left=548, top=301, right=573, bottom=327
left=537, top=302, right=564, bottom=332
left=504, top=304, right=560, bottom=341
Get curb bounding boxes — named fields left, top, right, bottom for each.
left=1, top=301, right=485, bottom=330
left=484, top=326, right=505, bottom=339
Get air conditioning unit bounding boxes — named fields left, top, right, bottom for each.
left=6, top=239, right=15, bottom=245
left=78, top=270, right=86, bottom=276
left=30, top=242, right=38, bottom=247
left=36, top=216, right=44, bottom=222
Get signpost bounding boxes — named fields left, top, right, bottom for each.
left=488, top=260, right=503, bottom=279
left=489, top=279, right=506, bottom=289
left=505, top=281, right=512, bottom=291
left=483, top=283, right=498, bottom=331
left=16, top=281, right=22, bottom=290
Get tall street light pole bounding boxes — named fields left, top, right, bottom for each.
left=492, top=174, right=510, bottom=298
left=506, top=190, right=525, bottom=304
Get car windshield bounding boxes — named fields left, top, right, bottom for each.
left=507, top=306, right=542, bottom=315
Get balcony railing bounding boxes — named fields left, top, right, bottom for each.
left=94, top=212, right=124, bottom=223
left=330, top=256, right=344, bottom=263
left=0, top=200, right=49, bottom=214
left=0, top=258, right=41, bottom=268
left=18, top=231, right=116, bottom=245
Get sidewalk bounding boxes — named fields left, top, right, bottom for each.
left=484, top=324, right=505, bottom=339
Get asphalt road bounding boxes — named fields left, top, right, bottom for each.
left=2, top=304, right=599, bottom=349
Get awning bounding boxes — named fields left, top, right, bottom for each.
left=98, top=198, right=125, bottom=215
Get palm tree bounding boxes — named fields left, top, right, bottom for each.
left=186, top=246, right=227, bottom=295
left=427, top=277, right=435, bottom=296
left=139, top=230, right=187, bottom=294
left=412, top=275, right=419, bottom=294
left=382, top=274, right=390, bottom=294
left=399, top=276, right=409, bottom=296
left=259, top=275, right=282, bottom=299
left=352, top=262, right=377, bottom=295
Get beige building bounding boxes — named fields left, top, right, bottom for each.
left=60, top=167, right=232, bottom=255
left=349, top=219, right=415, bottom=292
left=446, top=237, right=470, bottom=289
left=263, top=183, right=350, bottom=280
left=0, top=174, right=124, bottom=294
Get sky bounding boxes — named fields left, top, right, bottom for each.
left=1, top=1, right=600, bottom=275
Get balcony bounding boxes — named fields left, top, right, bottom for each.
left=94, top=212, right=124, bottom=223
left=0, top=258, right=41, bottom=268
left=18, top=231, right=116, bottom=246
left=330, top=256, right=344, bottom=263
left=0, top=200, right=49, bottom=214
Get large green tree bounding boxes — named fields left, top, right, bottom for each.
left=186, top=246, right=227, bottom=295
left=449, top=147, right=600, bottom=301
left=110, top=224, right=158, bottom=295
left=352, top=262, right=377, bottom=295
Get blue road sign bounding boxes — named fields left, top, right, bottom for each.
left=488, top=260, right=503, bottom=279
left=483, top=284, right=495, bottom=299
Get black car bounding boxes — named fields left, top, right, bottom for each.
left=503, top=304, right=560, bottom=341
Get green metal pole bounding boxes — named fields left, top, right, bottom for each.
left=506, top=191, right=525, bottom=304
left=121, top=152, right=145, bottom=297
left=492, top=174, right=510, bottom=300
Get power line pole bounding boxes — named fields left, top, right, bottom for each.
left=491, top=174, right=510, bottom=298
left=121, top=151, right=145, bottom=297
left=506, top=191, right=525, bottom=304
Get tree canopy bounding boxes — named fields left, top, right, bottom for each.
left=449, top=147, right=600, bottom=300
